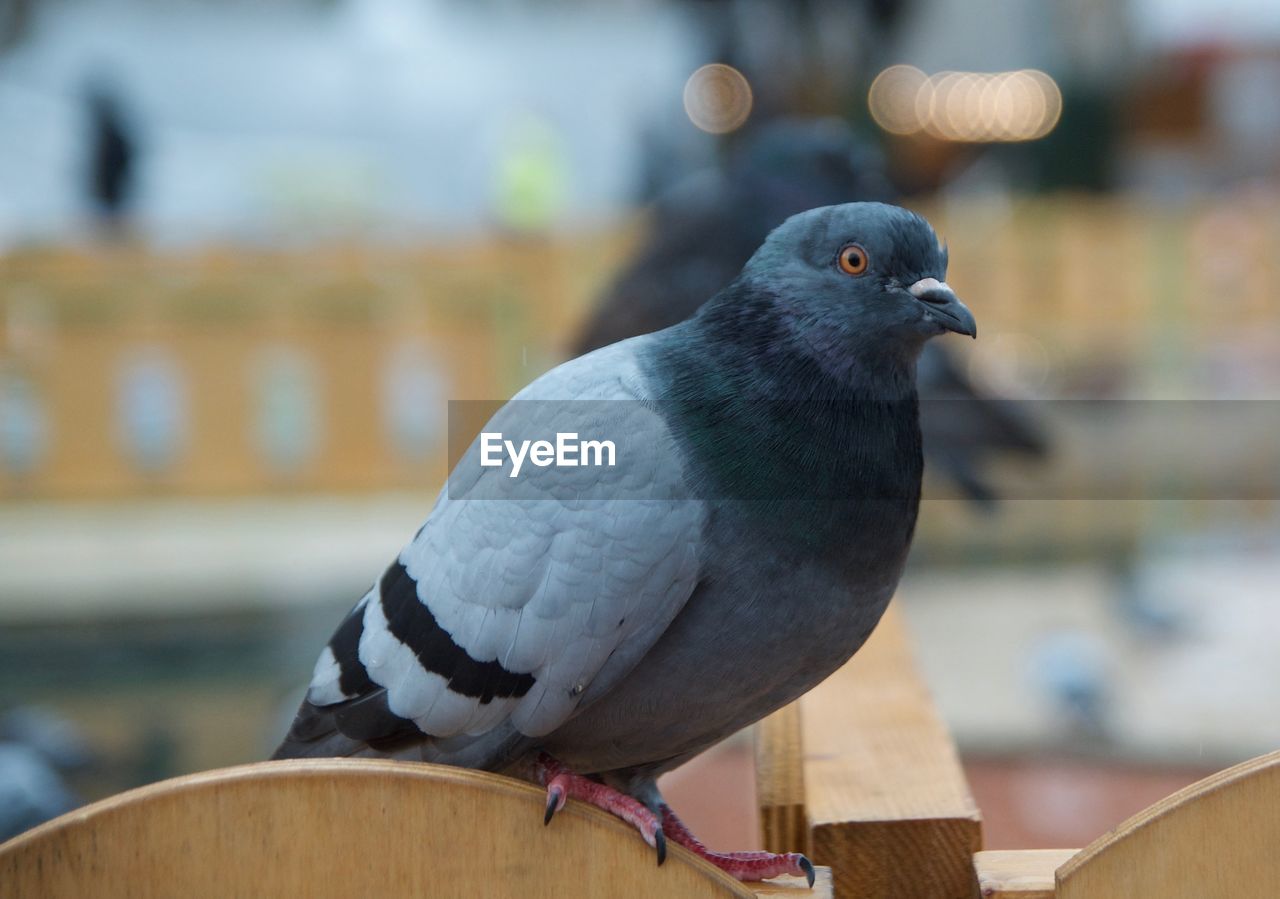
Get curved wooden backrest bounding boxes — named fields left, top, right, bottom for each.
left=0, top=759, right=755, bottom=899
left=1057, top=749, right=1280, bottom=898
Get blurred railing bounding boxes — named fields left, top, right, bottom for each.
left=0, top=232, right=628, bottom=499
left=2, top=197, right=1278, bottom=508
left=919, top=195, right=1280, bottom=559
left=926, top=194, right=1280, bottom=373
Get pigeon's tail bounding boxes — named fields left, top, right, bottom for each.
left=271, top=694, right=425, bottom=761
left=271, top=730, right=368, bottom=761
left=272, top=697, right=535, bottom=773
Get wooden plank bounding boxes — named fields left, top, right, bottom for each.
left=757, top=604, right=983, bottom=898
left=1056, top=749, right=1280, bottom=898
left=754, top=867, right=834, bottom=897
left=975, top=850, right=1076, bottom=898
left=0, top=759, right=827, bottom=899
left=756, top=700, right=809, bottom=856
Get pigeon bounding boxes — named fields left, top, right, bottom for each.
left=85, top=83, right=138, bottom=233
left=274, top=202, right=976, bottom=883
left=0, top=743, right=79, bottom=841
left=572, top=120, right=895, bottom=357
left=573, top=119, right=1044, bottom=507
left=0, top=707, right=89, bottom=841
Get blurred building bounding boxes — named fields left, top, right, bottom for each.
left=0, top=0, right=704, bottom=246
left=1123, top=0, right=1280, bottom=192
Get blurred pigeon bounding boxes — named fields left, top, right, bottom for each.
left=0, top=707, right=91, bottom=840
left=84, top=83, right=137, bottom=232
left=573, top=118, right=1045, bottom=507
left=1030, top=631, right=1112, bottom=741
left=914, top=347, right=1048, bottom=507
left=1110, top=550, right=1195, bottom=642
left=0, top=744, right=79, bottom=841
left=276, top=203, right=976, bottom=883
left=573, top=120, right=894, bottom=355
left=0, top=706, right=95, bottom=772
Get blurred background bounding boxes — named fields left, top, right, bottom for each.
left=2, top=0, right=1279, bottom=853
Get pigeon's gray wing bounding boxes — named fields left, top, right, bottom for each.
left=276, top=339, right=705, bottom=762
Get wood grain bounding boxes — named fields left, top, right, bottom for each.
left=756, top=700, right=809, bottom=856
left=1056, top=749, right=1280, bottom=898
left=0, top=759, right=828, bottom=899
left=756, top=604, right=983, bottom=898
left=754, top=868, right=834, bottom=896
left=974, top=850, right=1076, bottom=898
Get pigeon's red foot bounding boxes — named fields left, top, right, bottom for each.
left=660, top=804, right=815, bottom=887
left=532, top=753, right=812, bottom=887
left=534, top=753, right=666, bottom=865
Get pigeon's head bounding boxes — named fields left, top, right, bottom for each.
left=738, top=202, right=975, bottom=375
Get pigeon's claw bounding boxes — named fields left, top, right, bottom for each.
left=534, top=753, right=665, bottom=865
left=660, top=804, right=815, bottom=887
left=543, top=779, right=567, bottom=825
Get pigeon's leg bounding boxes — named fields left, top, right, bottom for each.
left=659, top=804, right=815, bottom=887
left=534, top=753, right=666, bottom=865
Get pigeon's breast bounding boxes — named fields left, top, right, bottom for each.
left=541, top=501, right=910, bottom=776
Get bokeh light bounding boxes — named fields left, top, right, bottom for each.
left=868, top=64, right=929, bottom=135
left=869, top=66, right=1062, bottom=143
left=683, top=64, right=753, bottom=134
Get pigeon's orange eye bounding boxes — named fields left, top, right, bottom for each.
left=837, top=243, right=869, bottom=276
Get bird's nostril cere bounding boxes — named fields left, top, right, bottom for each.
left=908, top=277, right=953, bottom=302
left=916, top=289, right=955, bottom=306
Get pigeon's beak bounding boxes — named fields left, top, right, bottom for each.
left=909, top=278, right=977, bottom=339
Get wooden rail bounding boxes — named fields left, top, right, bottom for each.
left=4, top=600, right=1280, bottom=896
left=1056, top=749, right=1280, bottom=898
left=757, top=606, right=1280, bottom=898
left=0, top=759, right=829, bottom=899
left=974, top=850, right=1076, bottom=898
left=971, top=750, right=1280, bottom=897
left=756, top=604, right=982, bottom=898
